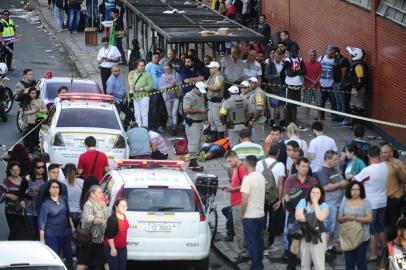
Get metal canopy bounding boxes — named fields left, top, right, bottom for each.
left=124, top=0, right=263, bottom=43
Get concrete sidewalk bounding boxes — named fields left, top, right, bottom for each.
left=34, top=2, right=384, bottom=269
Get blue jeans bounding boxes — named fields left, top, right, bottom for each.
left=104, top=247, right=127, bottom=270
left=242, top=217, right=264, bottom=270
left=53, top=6, right=65, bottom=30
left=45, top=233, right=73, bottom=269
left=86, top=0, right=98, bottom=26
left=320, top=86, right=336, bottom=119
left=68, top=8, right=80, bottom=32
left=221, top=206, right=234, bottom=237
left=344, top=240, right=370, bottom=270
left=370, top=207, right=386, bottom=235
left=116, top=38, right=126, bottom=63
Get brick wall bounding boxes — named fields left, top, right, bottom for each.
left=262, top=0, right=406, bottom=144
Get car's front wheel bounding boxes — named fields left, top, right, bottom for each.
left=194, top=257, right=209, bottom=270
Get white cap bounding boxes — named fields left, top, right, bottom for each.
left=206, top=61, right=220, bottom=69
left=240, top=81, right=249, bottom=87
left=228, top=85, right=240, bottom=94
left=195, top=81, right=207, bottom=94
left=248, top=77, right=258, bottom=83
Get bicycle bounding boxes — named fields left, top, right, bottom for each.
left=195, top=174, right=220, bottom=245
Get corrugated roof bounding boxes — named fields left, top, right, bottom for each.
left=377, top=0, right=406, bottom=27
left=124, top=0, right=263, bottom=43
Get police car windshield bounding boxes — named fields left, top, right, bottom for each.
left=1, top=267, right=65, bottom=270
left=46, top=82, right=102, bottom=100
left=124, top=188, right=196, bottom=212
left=57, top=108, right=121, bottom=129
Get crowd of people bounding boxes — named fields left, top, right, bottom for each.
left=219, top=123, right=406, bottom=270
left=0, top=136, right=131, bottom=270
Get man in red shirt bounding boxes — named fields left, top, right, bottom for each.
left=224, top=150, right=249, bottom=263
left=304, top=49, right=323, bottom=125
left=77, top=136, right=109, bottom=183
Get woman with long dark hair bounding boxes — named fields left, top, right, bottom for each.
left=0, top=161, right=30, bottom=240
left=104, top=198, right=129, bottom=270
left=22, top=87, right=47, bottom=154
left=23, top=157, right=47, bottom=239
left=38, top=180, right=75, bottom=269
left=295, top=184, right=329, bottom=270
left=61, top=163, right=83, bottom=225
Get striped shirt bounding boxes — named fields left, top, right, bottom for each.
left=232, top=141, right=265, bottom=160
left=149, top=131, right=168, bottom=155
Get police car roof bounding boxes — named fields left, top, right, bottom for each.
left=0, top=241, right=66, bottom=268
left=115, top=169, right=193, bottom=189
left=59, top=100, right=114, bottom=110
left=44, top=77, right=97, bottom=84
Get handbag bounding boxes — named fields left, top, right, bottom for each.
left=74, top=221, right=92, bottom=245
left=339, top=202, right=365, bottom=251
left=171, top=138, right=188, bottom=155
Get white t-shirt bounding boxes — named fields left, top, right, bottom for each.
left=308, top=134, right=337, bottom=172
left=97, top=45, right=121, bottom=68
left=354, top=162, right=389, bottom=209
left=284, top=57, right=304, bottom=86
left=240, top=171, right=265, bottom=218
left=241, top=60, right=262, bottom=81
left=318, top=55, right=336, bottom=88
left=255, top=157, right=286, bottom=188
left=285, top=136, right=308, bottom=174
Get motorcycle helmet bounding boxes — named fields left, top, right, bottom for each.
left=0, top=63, right=8, bottom=76
left=346, top=47, right=364, bottom=61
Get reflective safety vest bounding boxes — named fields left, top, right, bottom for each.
left=1, top=18, right=15, bottom=43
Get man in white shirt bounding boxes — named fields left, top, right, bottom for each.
left=256, top=143, right=285, bottom=252
left=242, top=49, right=263, bottom=84
left=241, top=155, right=266, bottom=270
left=319, top=45, right=338, bottom=120
left=96, top=36, right=121, bottom=93
left=354, top=145, right=389, bottom=261
left=308, top=121, right=337, bottom=173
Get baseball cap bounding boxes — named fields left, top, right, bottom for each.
left=228, top=85, right=239, bottom=94
left=248, top=77, right=258, bottom=83
left=195, top=81, right=207, bottom=94
left=327, top=44, right=338, bottom=51
left=206, top=61, right=220, bottom=69
left=240, top=81, right=249, bottom=87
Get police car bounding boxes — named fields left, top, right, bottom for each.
left=39, top=93, right=129, bottom=166
left=101, top=160, right=211, bottom=270
left=37, top=73, right=103, bottom=108
left=0, top=241, right=67, bottom=270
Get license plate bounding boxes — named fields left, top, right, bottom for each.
left=145, top=222, right=175, bottom=232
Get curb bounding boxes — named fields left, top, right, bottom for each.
left=212, top=232, right=248, bottom=270
left=33, top=0, right=89, bottom=79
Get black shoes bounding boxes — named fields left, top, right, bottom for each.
left=189, top=158, right=204, bottom=172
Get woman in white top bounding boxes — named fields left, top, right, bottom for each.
left=285, top=123, right=308, bottom=171
left=61, top=163, right=83, bottom=225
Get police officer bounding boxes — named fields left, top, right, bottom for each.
left=240, top=80, right=251, bottom=100
left=247, top=77, right=267, bottom=144
left=220, top=85, right=250, bottom=147
left=0, top=10, right=16, bottom=70
left=206, top=61, right=225, bottom=140
left=183, top=81, right=207, bottom=171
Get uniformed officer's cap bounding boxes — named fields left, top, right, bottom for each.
left=240, top=81, right=249, bottom=87
left=195, top=81, right=207, bottom=94
left=228, top=85, right=239, bottom=94
left=248, top=77, right=258, bottom=83
left=206, top=61, right=220, bottom=69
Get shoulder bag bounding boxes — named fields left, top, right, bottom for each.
left=338, top=201, right=364, bottom=251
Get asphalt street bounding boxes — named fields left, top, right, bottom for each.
left=0, top=1, right=235, bottom=269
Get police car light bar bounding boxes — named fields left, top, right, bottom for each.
left=115, top=159, right=185, bottom=169
left=58, top=93, right=114, bottom=102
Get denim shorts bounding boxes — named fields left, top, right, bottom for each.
left=370, top=207, right=386, bottom=235
left=324, top=204, right=339, bottom=235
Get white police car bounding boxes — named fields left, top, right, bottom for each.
left=101, top=160, right=211, bottom=270
left=39, top=93, right=129, bottom=166
left=0, top=241, right=67, bottom=270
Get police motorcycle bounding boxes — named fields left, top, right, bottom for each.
left=0, top=63, right=13, bottom=122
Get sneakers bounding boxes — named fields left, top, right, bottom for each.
left=198, top=151, right=207, bottom=161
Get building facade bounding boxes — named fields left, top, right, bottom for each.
left=262, top=0, right=406, bottom=145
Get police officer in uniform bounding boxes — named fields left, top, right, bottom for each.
left=220, top=85, right=250, bottom=147
left=247, top=77, right=267, bottom=144
left=183, top=81, right=207, bottom=171
left=206, top=61, right=225, bottom=140
left=240, top=80, right=251, bottom=100
left=0, top=10, right=16, bottom=70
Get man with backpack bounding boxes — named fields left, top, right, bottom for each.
left=256, top=143, right=286, bottom=254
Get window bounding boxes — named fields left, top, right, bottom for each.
left=343, top=0, right=371, bottom=10
left=45, top=82, right=102, bottom=100
left=377, top=0, right=406, bottom=27
left=56, top=108, right=121, bottom=129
